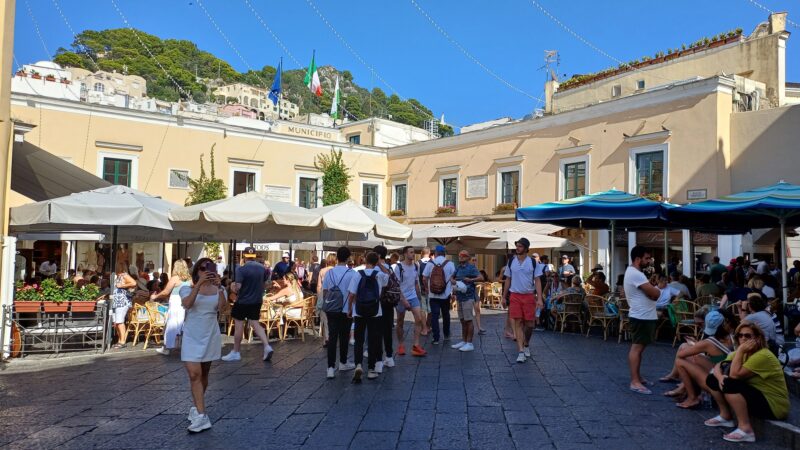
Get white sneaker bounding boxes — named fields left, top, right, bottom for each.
left=516, top=352, right=526, bottom=363
left=459, top=343, right=475, bottom=352
left=221, top=351, right=241, bottom=362
left=523, top=346, right=531, bottom=358
left=326, top=367, right=335, bottom=379
left=349, top=338, right=355, bottom=346
left=156, top=347, right=170, bottom=356
left=338, top=362, right=356, bottom=371
left=263, top=346, right=274, bottom=362
left=187, top=414, right=211, bottom=433
left=363, top=350, right=369, bottom=358
left=384, top=357, right=395, bottom=368
left=187, top=406, right=199, bottom=422
left=451, top=341, right=465, bottom=349
left=375, top=361, right=384, bottom=374
left=367, top=370, right=379, bottom=380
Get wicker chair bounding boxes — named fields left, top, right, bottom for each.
left=283, top=295, right=314, bottom=341
left=126, top=304, right=150, bottom=346
left=585, top=295, right=618, bottom=341
left=617, top=298, right=630, bottom=343
left=673, top=300, right=701, bottom=347
left=695, top=295, right=719, bottom=307
left=143, top=301, right=166, bottom=350
left=259, top=301, right=283, bottom=341
left=553, top=293, right=584, bottom=334
left=486, top=282, right=504, bottom=309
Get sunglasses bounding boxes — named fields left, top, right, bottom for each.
left=736, top=332, right=754, bottom=340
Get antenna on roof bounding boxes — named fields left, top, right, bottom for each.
left=539, top=50, right=560, bottom=82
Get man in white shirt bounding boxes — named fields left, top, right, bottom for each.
left=39, top=259, right=57, bottom=278
left=394, top=246, right=426, bottom=357
left=348, top=251, right=389, bottom=383
left=502, top=238, right=544, bottom=364
left=215, top=256, right=226, bottom=277
left=418, top=247, right=432, bottom=336
left=755, top=258, right=769, bottom=275
left=422, top=245, right=456, bottom=345
left=624, top=246, right=662, bottom=395
left=322, top=247, right=358, bottom=379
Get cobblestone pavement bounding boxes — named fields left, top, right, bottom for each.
left=0, top=312, right=795, bottom=449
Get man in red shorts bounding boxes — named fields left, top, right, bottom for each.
left=502, top=238, right=544, bottom=363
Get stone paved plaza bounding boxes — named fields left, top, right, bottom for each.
left=0, top=313, right=795, bottom=449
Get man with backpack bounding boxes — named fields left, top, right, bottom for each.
left=373, top=245, right=398, bottom=372
left=503, top=238, right=544, bottom=363
left=423, top=245, right=456, bottom=345
left=347, top=251, right=389, bottom=383
left=321, top=247, right=358, bottom=379
left=418, top=247, right=432, bottom=336
left=394, top=246, right=427, bottom=357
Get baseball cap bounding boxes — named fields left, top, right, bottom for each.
left=514, top=237, right=530, bottom=249
left=704, top=310, right=724, bottom=337
left=282, top=251, right=290, bottom=258
left=435, top=245, right=446, bottom=253
left=243, top=246, right=257, bottom=258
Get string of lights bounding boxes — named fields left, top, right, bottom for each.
left=23, top=0, right=51, bottom=60
left=744, top=0, right=799, bottom=28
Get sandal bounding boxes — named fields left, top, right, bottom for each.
left=723, top=428, right=755, bottom=443
left=112, top=343, right=126, bottom=349
left=659, top=375, right=680, bottom=383
left=676, top=400, right=701, bottom=410
left=704, top=415, right=735, bottom=428
left=629, top=385, right=652, bottom=395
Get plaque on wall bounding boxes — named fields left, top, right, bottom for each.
left=263, top=185, right=292, bottom=203
left=466, top=175, right=488, bottom=199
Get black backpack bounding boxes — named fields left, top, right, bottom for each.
left=355, top=270, right=381, bottom=317
left=380, top=265, right=402, bottom=305
left=322, top=269, right=351, bottom=313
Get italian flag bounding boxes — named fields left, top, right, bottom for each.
left=330, top=76, right=340, bottom=119
left=304, top=51, right=322, bottom=97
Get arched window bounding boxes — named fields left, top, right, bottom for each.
left=93, top=83, right=104, bottom=93
left=243, top=95, right=249, bottom=106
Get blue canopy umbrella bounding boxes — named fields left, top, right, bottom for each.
left=516, top=189, right=675, bottom=285
left=668, top=181, right=800, bottom=300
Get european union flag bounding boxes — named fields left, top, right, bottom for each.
left=269, top=59, right=282, bottom=105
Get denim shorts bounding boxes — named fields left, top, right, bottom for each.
left=395, top=296, right=421, bottom=313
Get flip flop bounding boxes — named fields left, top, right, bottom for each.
left=629, top=386, right=652, bottom=395
left=704, top=415, right=735, bottom=428
left=659, top=376, right=680, bottom=383
left=723, top=428, right=756, bottom=443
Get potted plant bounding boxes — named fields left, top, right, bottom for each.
left=14, top=281, right=42, bottom=313
left=389, top=209, right=405, bottom=217
left=41, top=278, right=68, bottom=313
left=494, top=202, right=517, bottom=213
left=44, top=74, right=56, bottom=82
left=60, top=77, right=71, bottom=84
left=72, top=284, right=100, bottom=312
left=435, top=205, right=456, bottom=216
left=15, top=69, right=26, bottom=77
left=30, top=71, right=41, bottom=80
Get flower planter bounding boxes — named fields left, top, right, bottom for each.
left=43, top=301, right=69, bottom=313
left=31, top=74, right=41, bottom=80
left=15, top=71, right=26, bottom=77
left=14, top=302, right=41, bottom=313
left=70, top=300, right=97, bottom=312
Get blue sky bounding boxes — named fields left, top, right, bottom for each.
left=12, top=0, right=799, bottom=128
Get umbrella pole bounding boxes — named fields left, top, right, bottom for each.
left=609, top=220, right=616, bottom=290
left=289, top=241, right=294, bottom=261
left=663, top=229, right=669, bottom=275
left=250, top=224, right=254, bottom=246
left=176, top=239, right=181, bottom=259
left=781, top=217, right=789, bottom=303
left=106, top=225, right=118, bottom=352
left=232, top=240, right=237, bottom=279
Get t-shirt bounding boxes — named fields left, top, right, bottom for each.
left=744, top=311, right=777, bottom=343
left=216, top=262, right=226, bottom=276
left=656, top=285, right=679, bottom=309
left=761, top=285, right=776, bottom=299
left=708, top=263, right=727, bottom=283
left=322, top=265, right=357, bottom=314
left=558, top=263, right=575, bottom=281
left=347, top=268, right=389, bottom=317
left=273, top=260, right=290, bottom=278
left=724, top=348, right=789, bottom=419
left=624, top=265, right=657, bottom=320
left=504, top=256, right=544, bottom=295
left=234, top=261, right=268, bottom=304
left=422, top=256, right=456, bottom=299
left=668, top=281, right=690, bottom=299
left=394, top=261, right=419, bottom=300
left=756, top=261, right=768, bottom=275
left=454, top=263, right=480, bottom=302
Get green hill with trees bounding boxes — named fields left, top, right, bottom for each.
left=53, top=28, right=453, bottom=136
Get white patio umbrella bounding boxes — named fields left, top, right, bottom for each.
left=412, top=225, right=497, bottom=247
left=168, top=191, right=326, bottom=242
left=312, top=199, right=412, bottom=240
left=460, top=230, right=570, bottom=255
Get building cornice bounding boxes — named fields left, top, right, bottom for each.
left=10, top=92, right=387, bottom=156
left=387, top=76, right=735, bottom=160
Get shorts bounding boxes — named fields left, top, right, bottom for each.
left=706, top=373, right=778, bottom=420
left=419, top=294, right=431, bottom=313
left=509, top=293, right=536, bottom=321
left=629, top=318, right=657, bottom=345
left=457, top=300, right=475, bottom=321
left=112, top=306, right=129, bottom=324
left=396, top=296, right=421, bottom=314
left=231, top=302, right=262, bottom=321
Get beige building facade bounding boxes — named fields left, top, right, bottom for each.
left=213, top=82, right=299, bottom=120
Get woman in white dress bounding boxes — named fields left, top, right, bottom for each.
left=150, top=260, right=191, bottom=355
left=180, top=258, right=225, bottom=433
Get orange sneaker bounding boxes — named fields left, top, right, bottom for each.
left=397, top=344, right=406, bottom=356
left=411, top=345, right=427, bottom=357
